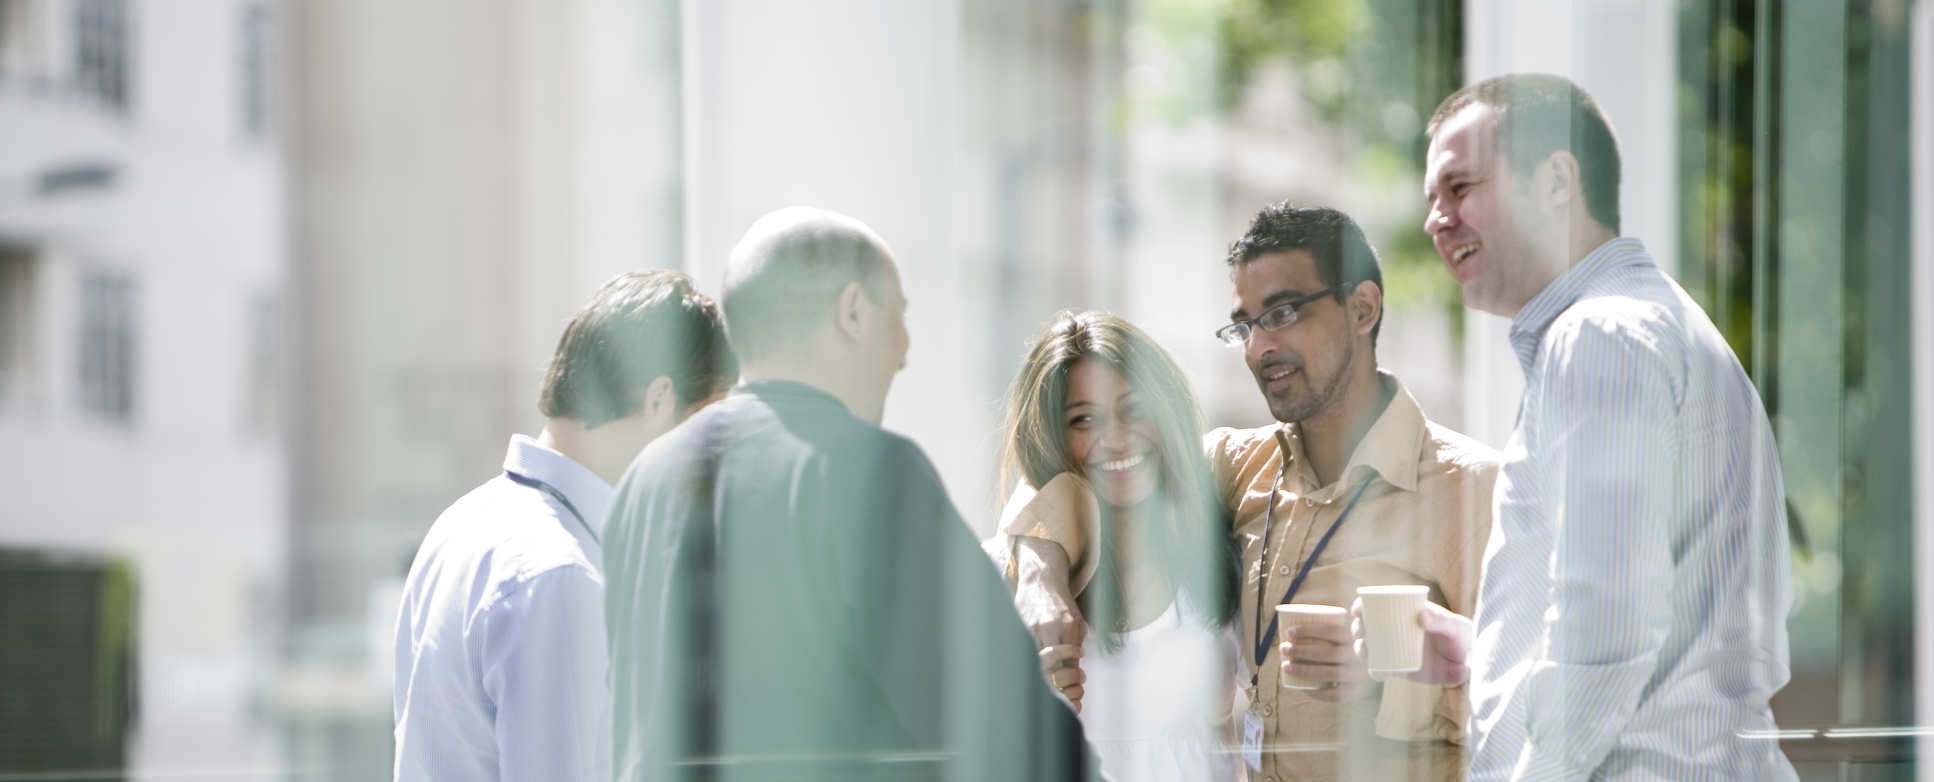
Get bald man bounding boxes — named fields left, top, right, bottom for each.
left=602, top=207, right=1099, bottom=782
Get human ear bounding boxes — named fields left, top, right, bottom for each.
left=1349, top=280, right=1382, bottom=338
left=1539, top=150, right=1581, bottom=214
left=834, top=281, right=868, bottom=342
left=642, top=375, right=676, bottom=425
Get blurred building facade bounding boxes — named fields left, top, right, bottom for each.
left=0, top=0, right=289, bottom=776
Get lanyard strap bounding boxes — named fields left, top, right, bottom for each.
left=1249, top=476, right=1375, bottom=682
left=504, top=470, right=599, bottom=544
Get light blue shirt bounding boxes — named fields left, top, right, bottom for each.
left=1467, top=238, right=1797, bottom=780
left=393, top=435, right=614, bottom=782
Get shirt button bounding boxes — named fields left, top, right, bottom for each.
left=1277, top=565, right=1290, bottom=576
left=1261, top=703, right=1274, bottom=717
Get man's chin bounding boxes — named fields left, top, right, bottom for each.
left=1458, top=285, right=1488, bottom=314
left=1266, top=399, right=1313, bottom=424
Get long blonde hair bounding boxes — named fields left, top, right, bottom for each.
left=999, top=311, right=1235, bottom=647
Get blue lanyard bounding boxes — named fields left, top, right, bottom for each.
left=1249, top=474, right=1375, bottom=684
left=504, top=470, right=598, bottom=544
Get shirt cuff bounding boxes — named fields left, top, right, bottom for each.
left=998, top=473, right=1102, bottom=595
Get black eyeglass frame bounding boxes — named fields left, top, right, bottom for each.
left=1214, top=282, right=1352, bottom=346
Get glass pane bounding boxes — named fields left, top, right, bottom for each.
left=1, top=2, right=1925, bottom=780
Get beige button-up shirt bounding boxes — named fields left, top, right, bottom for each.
left=1216, top=374, right=1496, bottom=782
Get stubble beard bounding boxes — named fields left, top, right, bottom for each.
left=1265, top=338, right=1356, bottom=425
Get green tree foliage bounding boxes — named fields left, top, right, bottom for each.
left=1166, top=0, right=1465, bottom=328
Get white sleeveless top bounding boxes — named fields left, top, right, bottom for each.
left=1077, top=596, right=1242, bottom=782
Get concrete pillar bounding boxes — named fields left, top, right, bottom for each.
left=681, top=0, right=993, bottom=514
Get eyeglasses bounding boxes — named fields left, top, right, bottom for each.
left=1214, top=284, right=1350, bottom=346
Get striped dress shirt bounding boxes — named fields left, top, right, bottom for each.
left=1466, top=238, right=1798, bottom=780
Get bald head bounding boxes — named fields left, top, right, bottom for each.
left=721, top=207, right=909, bottom=423
left=722, top=207, right=897, bottom=362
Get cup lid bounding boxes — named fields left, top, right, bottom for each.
left=1275, top=603, right=1346, bottom=616
left=1356, top=584, right=1429, bottom=596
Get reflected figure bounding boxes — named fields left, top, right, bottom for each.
left=989, top=311, right=1241, bottom=781
left=602, top=207, right=1097, bottom=782
left=1418, top=73, right=1798, bottom=780
left=1012, top=205, right=1498, bottom=781
left=392, top=271, right=738, bottom=782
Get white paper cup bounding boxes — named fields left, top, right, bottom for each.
left=1357, top=585, right=1430, bottom=674
left=1275, top=603, right=1348, bottom=689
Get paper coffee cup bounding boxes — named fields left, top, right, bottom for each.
left=1357, top=585, right=1429, bottom=673
left=1275, top=603, right=1348, bottom=689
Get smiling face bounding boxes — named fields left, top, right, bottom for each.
left=1063, top=358, right=1163, bottom=509
left=1422, top=104, right=1553, bottom=317
left=1229, top=249, right=1359, bottom=425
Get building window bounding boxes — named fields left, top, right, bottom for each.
left=72, top=0, right=126, bottom=110
left=0, top=246, right=33, bottom=409
left=239, top=3, right=272, bottom=138
left=76, top=270, right=135, bottom=422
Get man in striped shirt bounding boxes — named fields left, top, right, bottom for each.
left=1410, top=74, right=1798, bottom=779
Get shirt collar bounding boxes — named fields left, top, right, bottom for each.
left=1272, top=370, right=1425, bottom=496
left=734, top=378, right=854, bottom=417
left=1508, top=236, right=1651, bottom=374
left=503, top=434, right=615, bottom=540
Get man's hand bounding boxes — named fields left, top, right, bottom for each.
left=1349, top=598, right=1472, bottom=686
left=1009, top=536, right=1087, bottom=712
left=1279, top=621, right=1374, bottom=702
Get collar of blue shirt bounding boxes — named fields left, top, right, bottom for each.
left=1509, top=237, right=1653, bottom=372
left=502, top=434, right=615, bottom=541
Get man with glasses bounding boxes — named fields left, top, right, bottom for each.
left=1009, top=203, right=1497, bottom=780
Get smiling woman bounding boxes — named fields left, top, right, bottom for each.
left=1064, top=358, right=1163, bottom=508
left=992, top=310, right=1241, bottom=782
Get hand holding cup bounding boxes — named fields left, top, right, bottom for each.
left=1348, top=589, right=1473, bottom=686
left=1276, top=603, right=1373, bottom=703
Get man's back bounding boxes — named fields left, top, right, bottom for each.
left=393, top=437, right=612, bottom=782
left=605, top=380, right=1095, bottom=782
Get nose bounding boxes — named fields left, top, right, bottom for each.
left=1244, top=327, right=1276, bottom=366
left=1097, top=417, right=1131, bottom=452
left=1425, top=202, right=1454, bottom=236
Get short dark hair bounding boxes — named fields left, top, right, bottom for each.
left=721, top=208, right=892, bottom=362
left=1224, top=202, right=1385, bottom=345
left=538, top=270, right=738, bottom=428
left=1426, top=73, right=1622, bottom=233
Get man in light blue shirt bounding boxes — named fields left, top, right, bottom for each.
left=1404, top=74, right=1798, bottom=780
left=392, top=271, right=738, bottom=782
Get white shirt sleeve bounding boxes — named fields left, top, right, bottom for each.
left=1514, top=318, right=1682, bottom=780
left=478, top=565, right=611, bottom=782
